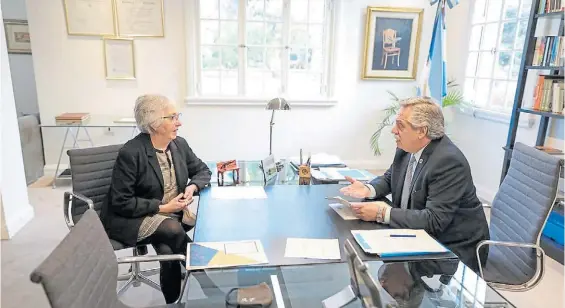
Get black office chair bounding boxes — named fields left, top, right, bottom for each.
left=63, top=144, right=161, bottom=297
left=31, top=209, right=185, bottom=308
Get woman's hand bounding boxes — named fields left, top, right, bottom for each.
left=184, top=184, right=198, bottom=200
left=159, top=193, right=191, bottom=213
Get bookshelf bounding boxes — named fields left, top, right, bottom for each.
left=502, top=0, right=564, bottom=264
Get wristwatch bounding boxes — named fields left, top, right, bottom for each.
left=375, top=206, right=386, bottom=223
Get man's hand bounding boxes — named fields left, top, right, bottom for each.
left=350, top=201, right=390, bottom=222
left=339, top=176, right=371, bottom=198
left=184, top=184, right=198, bottom=200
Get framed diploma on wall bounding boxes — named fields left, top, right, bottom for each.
left=103, top=38, right=136, bottom=80
left=63, top=0, right=116, bottom=36
left=115, top=0, right=165, bottom=37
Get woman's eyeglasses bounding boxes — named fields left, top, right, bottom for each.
left=162, top=113, right=182, bottom=121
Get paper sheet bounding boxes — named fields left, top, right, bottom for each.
left=284, top=238, right=341, bottom=260
left=211, top=186, right=267, bottom=199
left=329, top=203, right=359, bottom=220
left=187, top=240, right=268, bottom=270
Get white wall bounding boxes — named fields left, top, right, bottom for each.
left=27, top=0, right=437, bottom=172
left=446, top=1, right=564, bottom=202
left=0, top=3, right=34, bottom=239
left=1, top=0, right=39, bottom=115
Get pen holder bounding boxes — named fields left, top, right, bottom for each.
left=298, top=165, right=311, bottom=185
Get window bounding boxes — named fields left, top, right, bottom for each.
left=192, top=0, right=335, bottom=100
left=464, top=0, right=532, bottom=111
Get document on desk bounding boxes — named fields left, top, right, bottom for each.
left=211, top=186, right=267, bottom=199
left=284, top=238, right=341, bottom=260
left=351, top=229, right=449, bottom=257
left=187, top=240, right=269, bottom=270
left=328, top=203, right=359, bottom=220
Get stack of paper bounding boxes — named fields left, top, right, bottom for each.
left=187, top=240, right=268, bottom=270
left=351, top=229, right=449, bottom=257
left=211, top=186, right=267, bottom=199
left=284, top=238, right=341, bottom=260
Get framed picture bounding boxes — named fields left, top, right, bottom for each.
left=103, top=38, right=136, bottom=80
left=63, top=0, right=115, bottom=36
left=115, top=0, right=165, bottom=37
left=4, top=20, right=31, bottom=54
left=362, top=7, right=423, bottom=80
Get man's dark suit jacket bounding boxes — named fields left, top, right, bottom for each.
left=368, top=136, right=489, bottom=271
left=101, top=133, right=211, bottom=247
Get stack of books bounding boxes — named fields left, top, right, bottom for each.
left=55, top=113, right=90, bottom=125
left=532, top=76, right=564, bottom=114
left=538, top=0, right=564, bottom=14
left=532, top=36, right=564, bottom=67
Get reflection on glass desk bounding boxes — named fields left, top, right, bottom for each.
left=183, top=260, right=514, bottom=308
left=205, top=159, right=299, bottom=186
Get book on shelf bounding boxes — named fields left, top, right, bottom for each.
left=532, top=37, right=564, bottom=67
left=55, top=112, right=90, bottom=125
left=538, top=0, right=565, bottom=13
left=532, top=76, right=564, bottom=113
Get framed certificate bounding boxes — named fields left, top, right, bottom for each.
left=115, top=0, right=165, bottom=37
left=103, top=38, right=136, bottom=80
left=63, top=0, right=116, bottom=36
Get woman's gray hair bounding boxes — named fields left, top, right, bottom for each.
left=134, top=94, right=173, bottom=134
left=400, top=96, right=445, bottom=140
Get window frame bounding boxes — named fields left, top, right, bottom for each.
left=185, top=0, right=338, bottom=106
left=463, top=0, right=532, bottom=113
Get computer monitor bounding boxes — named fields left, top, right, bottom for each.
left=344, top=239, right=383, bottom=308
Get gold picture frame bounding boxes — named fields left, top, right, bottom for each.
left=361, top=7, right=423, bottom=80
left=63, top=0, right=116, bottom=36
left=103, top=37, right=136, bottom=80
left=4, top=19, right=31, bottom=54
left=115, top=0, right=165, bottom=37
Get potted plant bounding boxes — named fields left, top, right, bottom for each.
left=370, top=80, right=463, bottom=156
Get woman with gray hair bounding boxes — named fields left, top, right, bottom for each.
left=101, top=94, right=211, bottom=303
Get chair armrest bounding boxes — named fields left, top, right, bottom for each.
left=63, top=191, right=94, bottom=228
left=117, top=254, right=186, bottom=264
left=476, top=240, right=545, bottom=280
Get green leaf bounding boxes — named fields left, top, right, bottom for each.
left=442, top=89, right=463, bottom=108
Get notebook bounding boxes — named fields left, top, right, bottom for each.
left=351, top=229, right=449, bottom=257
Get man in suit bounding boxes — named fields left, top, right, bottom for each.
left=340, top=96, right=489, bottom=271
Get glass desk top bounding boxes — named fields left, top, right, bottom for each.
left=182, top=260, right=514, bottom=308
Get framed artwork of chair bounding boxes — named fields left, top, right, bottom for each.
left=361, top=7, right=423, bottom=80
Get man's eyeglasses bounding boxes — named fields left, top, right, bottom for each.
left=162, top=113, right=182, bottom=121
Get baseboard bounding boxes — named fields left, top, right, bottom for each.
left=1, top=205, right=34, bottom=240
left=43, top=164, right=68, bottom=176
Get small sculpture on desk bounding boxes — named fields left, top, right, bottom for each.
left=217, top=160, right=240, bottom=186
left=299, top=165, right=311, bottom=185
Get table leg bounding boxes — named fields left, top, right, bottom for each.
left=53, top=127, right=71, bottom=189
left=82, top=126, right=94, bottom=146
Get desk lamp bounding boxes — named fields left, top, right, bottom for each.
left=266, top=97, right=290, bottom=155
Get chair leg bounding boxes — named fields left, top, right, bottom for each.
left=117, top=275, right=135, bottom=297
left=137, top=273, right=161, bottom=291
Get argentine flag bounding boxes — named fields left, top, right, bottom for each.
left=418, top=0, right=458, bottom=106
